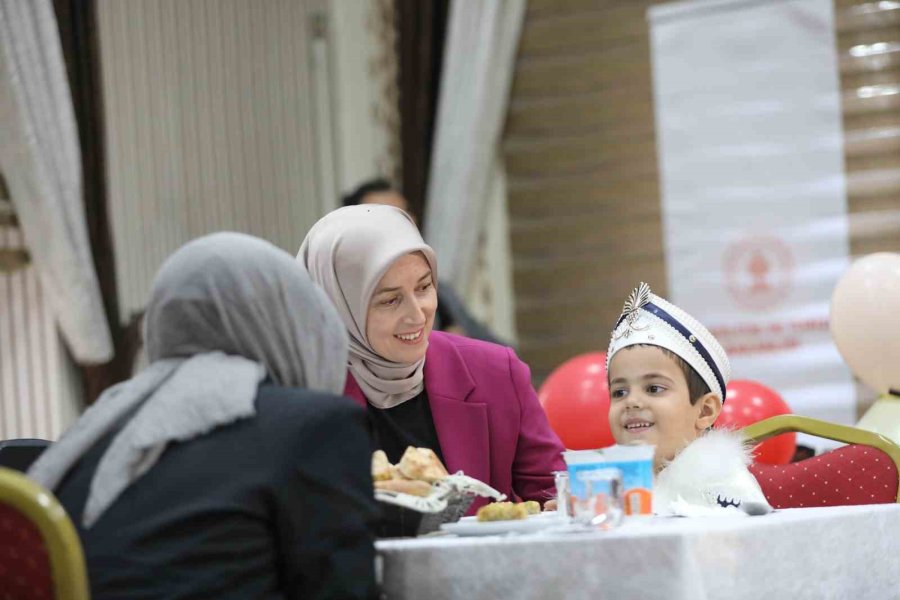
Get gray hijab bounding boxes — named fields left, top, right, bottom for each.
left=29, top=232, right=349, bottom=527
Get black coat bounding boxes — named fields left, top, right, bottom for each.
left=54, top=384, right=378, bottom=600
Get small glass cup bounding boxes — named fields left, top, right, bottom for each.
left=554, top=471, right=570, bottom=518
left=568, top=468, right=624, bottom=529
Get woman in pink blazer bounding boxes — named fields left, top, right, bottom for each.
left=298, top=205, right=564, bottom=513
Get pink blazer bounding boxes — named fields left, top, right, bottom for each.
left=344, top=331, right=565, bottom=513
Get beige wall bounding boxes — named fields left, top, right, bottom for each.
left=97, top=0, right=324, bottom=319
left=96, top=0, right=399, bottom=322
left=0, top=206, right=81, bottom=440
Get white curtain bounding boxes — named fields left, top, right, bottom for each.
left=464, top=154, right=519, bottom=343
left=0, top=0, right=112, bottom=363
left=424, top=0, right=526, bottom=290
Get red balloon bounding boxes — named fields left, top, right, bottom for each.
left=538, top=352, right=615, bottom=450
left=715, top=379, right=796, bottom=464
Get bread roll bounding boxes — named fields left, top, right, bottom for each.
left=397, top=447, right=448, bottom=483
left=374, top=479, right=433, bottom=497
left=371, top=450, right=392, bottom=482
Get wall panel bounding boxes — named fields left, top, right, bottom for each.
left=96, top=0, right=324, bottom=319
left=507, top=0, right=900, bottom=392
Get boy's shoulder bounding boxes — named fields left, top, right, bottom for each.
left=654, top=429, right=772, bottom=515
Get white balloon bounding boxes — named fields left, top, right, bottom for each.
left=830, top=253, right=900, bottom=395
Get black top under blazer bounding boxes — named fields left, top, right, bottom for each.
left=54, top=384, right=379, bottom=600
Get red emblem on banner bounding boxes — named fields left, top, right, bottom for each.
left=723, top=235, right=794, bottom=311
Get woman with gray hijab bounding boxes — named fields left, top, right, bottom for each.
left=29, top=232, right=378, bottom=600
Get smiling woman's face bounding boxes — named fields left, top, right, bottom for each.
left=365, top=252, right=437, bottom=364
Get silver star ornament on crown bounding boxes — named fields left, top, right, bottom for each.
left=614, top=281, right=652, bottom=340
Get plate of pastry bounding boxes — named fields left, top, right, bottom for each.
left=371, top=447, right=506, bottom=536
left=439, top=502, right=568, bottom=536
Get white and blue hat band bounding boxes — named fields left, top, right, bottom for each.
left=607, top=283, right=731, bottom=401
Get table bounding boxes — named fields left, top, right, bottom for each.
left=376, top=504, right=900, bottom=600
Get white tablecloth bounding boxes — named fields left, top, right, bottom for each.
left=376, top=504, right=900, bottom=600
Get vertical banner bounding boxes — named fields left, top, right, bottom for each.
left=649, top=0, right=854, bottom=447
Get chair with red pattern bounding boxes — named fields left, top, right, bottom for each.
left=742, top=415, right=900, bottom=509
left=0, top=467, right=89, bottom=600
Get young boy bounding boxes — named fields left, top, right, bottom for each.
left=606, top=282, right=771, bottom=515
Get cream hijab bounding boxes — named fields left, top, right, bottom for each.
left=298, top=205, right=438, bottom=409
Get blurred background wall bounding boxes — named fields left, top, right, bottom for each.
left=0, top=0, right=898, bottom=438
left=0, top=173, right=82, bottom=439
left=1, top=0, right=402, bottom=436
left=505, top=0, right=900, bottom=407
left=95, top=0, right=399, bottom=320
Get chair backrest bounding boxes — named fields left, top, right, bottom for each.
left=743, top=415, right=900, bottom=508
left=0, top=439, right=51, bottom=472
left=0, top=468, right=89, bottom=600
left=750, top=444, right=899, bottom=508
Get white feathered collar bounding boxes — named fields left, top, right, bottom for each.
left=654, top=429, right=772, bottom=516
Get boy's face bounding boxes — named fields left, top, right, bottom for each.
left=608, top=345, right=719, bottom=472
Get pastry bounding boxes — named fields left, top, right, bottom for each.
left=476, top=501, right=529, bottom=522
left=522, top=500, right=541, bottom=515
left=374, top=479, right=433, bottom=497
left=397, top=447, right=448, bottom=483
left=370, top=446, right=450, bottom=500
left=372, top=450, right=392, bottom=481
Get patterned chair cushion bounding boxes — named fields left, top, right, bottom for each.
left=750, top=444, right=899, bottom=508
left=0, top=502, right=54, bottom=600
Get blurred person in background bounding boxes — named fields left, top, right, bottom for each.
left=30, top=232, right=378, bottom=600
left=342, top=178, right=505, bottom=345
left=298, top=205, right=564, bottom=515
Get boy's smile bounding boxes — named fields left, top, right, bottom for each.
left=622, top=417, right=655, bottom=436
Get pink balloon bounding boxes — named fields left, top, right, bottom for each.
left=538, top=353, right=615, bottom=450
left=716, top=379, right=796, bottom=464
